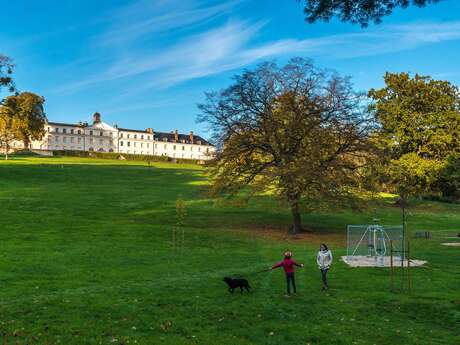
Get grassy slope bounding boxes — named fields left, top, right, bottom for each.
left=0, top=156, right=458, bottom=345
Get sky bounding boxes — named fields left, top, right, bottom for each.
left=2, top=0, right=460, bottom=137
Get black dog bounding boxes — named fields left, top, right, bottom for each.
left=223, top=277, right=251, bottom=293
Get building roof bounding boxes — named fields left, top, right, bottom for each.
left=117, top=127, right=150, bottom=134
left=91, top=122, right=118, bottom=132
left=154, top=131, right=212, bottom=146
left=48, top=121, right=80, bottom=127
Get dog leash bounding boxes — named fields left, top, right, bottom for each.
left=245, top=268, right=272, bottom=276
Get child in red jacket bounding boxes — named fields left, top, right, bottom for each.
left=271, top=251, right=304, bottom=296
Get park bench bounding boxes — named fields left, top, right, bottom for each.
left=414, top=231, right=431, bottom=239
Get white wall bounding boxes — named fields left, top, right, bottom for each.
left=8, top=122, right=215, bottom=160
left=118, top=130, right=154, bottom=155
left=154, top=141, right=214, bottom=160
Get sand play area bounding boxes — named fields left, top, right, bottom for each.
left=341, top=256, right=427, bottom=267
left=441, top=242, right=460, bottom=247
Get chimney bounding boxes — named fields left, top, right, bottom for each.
left=146, top=128, right=153, bottom=134
left=174, top=129, right=179, bottom=142
left=189, top=131, right=194, bottom=144
left=93, top=112, right=101, bottom=124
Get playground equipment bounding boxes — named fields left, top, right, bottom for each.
left=389, top=239, right=412, bottom=291
left=343, top=210, right=426, bottom=292
left=345, top=223, right=414, bottom=291
left=346, top=224, right=405, bottom=267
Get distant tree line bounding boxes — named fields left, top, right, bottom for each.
left=369, top=72, right=460, bottom=203
left=0, top=55, right=47, bottom=159
left=199, top=58, right=460, bottom=233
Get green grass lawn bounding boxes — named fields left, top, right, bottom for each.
left=0, top=156, right=459, bottom=345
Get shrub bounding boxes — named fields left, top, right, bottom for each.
left=51, top=150, right=202, bottom=165
left=437, top=154, right=460, bottom=202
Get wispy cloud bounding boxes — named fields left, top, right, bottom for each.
left=58, top=19, right=265, bottom=92
left=56, top=0, right=460, bottom=96
left=95, top=0, right=242, bottom=47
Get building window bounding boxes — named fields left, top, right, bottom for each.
left=89, top=138, right=93, bottom=144
left=100, top=131, right=103, bottom=136
left=127, top=142, right=131, bottom=147
left=77, top=138, right=81, bottom=144
left=164, top=144, right=167, bottom=149
left=89, top=147, right=94, bottom=151
left=109, top=149, right=114, bottom=152
left=70, top=129, right=74, bottom=134
left=55, top=136, right=59, bottom=142
left=127, top=134, right=130, bottom=139
left=141, top=135, right=144, bottom=140
left=173, top=145, right=176, bottom=150
left=77, top=130, right=81, bottom=134
left=120, top=133, right=123, bottom=138
left=134, top=134, right=137, bottom=139
left=99, top=139, right=103, bottom=144
left=70, top=137, right=74, bottom=143
left=198, top=147, right=201, bottom=152
left=55, top=128, right=59, bottom=133
left=147, top=136, right=150, bottom=140
left=90, top=130, right=93, bottom=136
left=63, top=137, right=67, bottom=143
left=206, top=148, right=209, bottom=153
left=134, top=142, right=137, bottom=147
left=120, top=141, right=124, bottom=146
left=182, top=146, right=185, bottom=151
left=147, top=143, right=149, bottom=148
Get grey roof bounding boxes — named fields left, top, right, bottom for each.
left=117, top=127, right=151, bottom=134
left=154, top=131, right=212, bottom=146
left=48, top=121, right=80, bottom=127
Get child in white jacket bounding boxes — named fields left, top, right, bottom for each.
left=317, top=243, right=333, bottom=290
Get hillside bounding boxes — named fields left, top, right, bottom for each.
left=0, top=156, right=458, bottom=344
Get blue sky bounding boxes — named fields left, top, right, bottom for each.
left=2, top=0, right=460, bottom=136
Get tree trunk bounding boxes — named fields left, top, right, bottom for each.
left=23, top=137, right=30, bottom=151
left=5, top=142, right=10, bottom=161
left=289, top=200, right=302, bottom=235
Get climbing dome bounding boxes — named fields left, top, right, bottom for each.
left=346, top=225, right=404, bottom=267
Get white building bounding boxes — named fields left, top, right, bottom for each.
left=20, top=113, right=215, bottom=160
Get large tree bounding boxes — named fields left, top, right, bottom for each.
left=198, top=58, right=376, bottom=234
left=0, top=55, right=15, bottom=93
left=437, top=154, right=460, bottom=202
left=0, top=109, right=15, bottom=160
left=300, top=0, right=441, bottom=27
left=369, top=72, right=460, bottom=201
left=0, top=92, right=47, bottom=149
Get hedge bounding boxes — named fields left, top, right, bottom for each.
left=51, top=150, right=203, bottom=165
